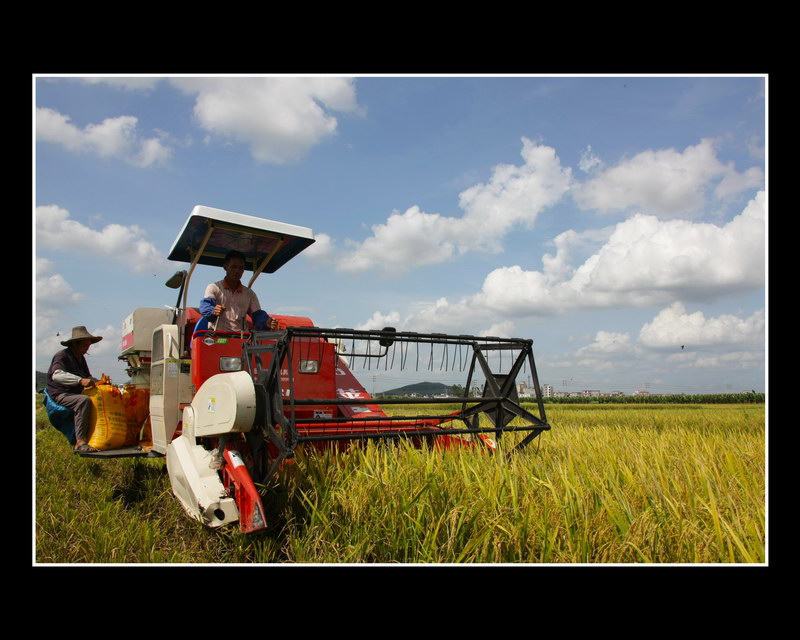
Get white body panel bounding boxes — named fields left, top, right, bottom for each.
left=189, top=371, right=257, bottom=438
left=149, top=324, right=192, bottom=454
left=166, top=434, right=238, bottom=528
left=121, top=308, right=172, bottom=355
left=164, top=371, right=258, bottom=528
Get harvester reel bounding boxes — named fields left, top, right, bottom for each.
left=245, top=325, right=551, bottom=465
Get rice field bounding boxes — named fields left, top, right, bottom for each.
left=34, top=398, right=766, bottom=564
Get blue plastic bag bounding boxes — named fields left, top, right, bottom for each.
left=41, top=389, right=76, bottom=446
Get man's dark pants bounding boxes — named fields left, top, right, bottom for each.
left=52, top=392, right=93, bottom=443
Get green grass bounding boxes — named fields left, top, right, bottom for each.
left=34, top=397, right=766, bottom=564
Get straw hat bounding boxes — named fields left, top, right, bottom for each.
left=61, top=326, right=103, bottom=346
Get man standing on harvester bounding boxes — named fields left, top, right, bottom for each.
left=200, top=250, right=279, bottom=332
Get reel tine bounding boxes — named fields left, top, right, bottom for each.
left=349, top=336, right=355, bottom=369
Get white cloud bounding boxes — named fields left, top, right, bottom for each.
left=36, top=258, right=82, bottom=304
left=316, top=136, right=763, bottom=277
left=375, top=190, right=766, bottom=332
left=351, top=311, right=517, bottom=366
left=747, top=135, right=765, bottom=161
left=541, top=226, right=614, bottom=285
left=36, top=205, right=169, bottom=274
left=458, top=140, right=574, bottom=240
left=169, top=76, right=360, bottom=164
left=338, top=206, right=458, bottom=273
left=655, top=347, right=765, bottom=374
left=36, top=246, right=122, bottom=370
left=479, top=320, right=516, bottom=338
left=538, top=331, right=633, bottom=371
left=354, top=310, right=402, bottom=331
left=36, top=107, right=171, bottom=167
left=538, top=302, right=765, bottom=378
left=35, top=258, right=86, bottom=362
left=81, top=324, right=121, bottom=359
left=686, top=350, right=764, bottom=370
left=491, top=190, right=764, bottom=314
left=361, top=297, right=474, bottom=335
left=576, top=331, right=637, bottom=357
left=325, top=138, right=573, bottom=273
left=302, top=232, right=335, bottom=262
left=638, top=301, right=765, bottom=350
left=133, top=136, right=172, bottom=167
left=573, top=193, right=764, bottom=299
left=572, top=331, right=640, bottom=372
left=78, top=77, right=160, bottom=91
left=546, top=302, right=766, bottom=379
left=714, top=166, right=764, bottom=200
left=578, top=145, right=603, bottom=173
left=573, top=138, right=763, bottom=217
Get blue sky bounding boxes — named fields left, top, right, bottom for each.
left=34, top=75, right=767, bottom=395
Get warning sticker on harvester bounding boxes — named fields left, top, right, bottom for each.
left=228, top=450, right=244, bottom=468
left=338, top=389, right=366, bottom=399
left=207, top=397, right=216, bottom=413
left=313, top=410, right=333, bottom=419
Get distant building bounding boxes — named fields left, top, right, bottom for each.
left=517, top=382, right=537, bottom=398
left=542, top=384, right=554, bottom=398
left=582, top=390, right=601, bottom=397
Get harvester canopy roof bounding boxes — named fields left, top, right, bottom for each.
left=168, top=205, right=316, bottom=274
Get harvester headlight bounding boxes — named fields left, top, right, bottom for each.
left=219, top=357, right=242, bottom=371
left=299, top=359, right=319, bottom=374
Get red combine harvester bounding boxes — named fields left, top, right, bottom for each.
left=78, top=206, right=551, bottom=533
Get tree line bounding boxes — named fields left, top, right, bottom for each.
left=535, top=392, right=765, bottom=404
left=390, top=384, right=765, bottom=405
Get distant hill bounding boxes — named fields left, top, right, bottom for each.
left=378, top=381, right=451, bottom=396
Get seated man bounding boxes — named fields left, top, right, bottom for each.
left=46, top=326, right=102, bottom=453
left=199, top=250, right=279, bottom=332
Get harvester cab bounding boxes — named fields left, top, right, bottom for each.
left=88, top=205, right=551, bottom=533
